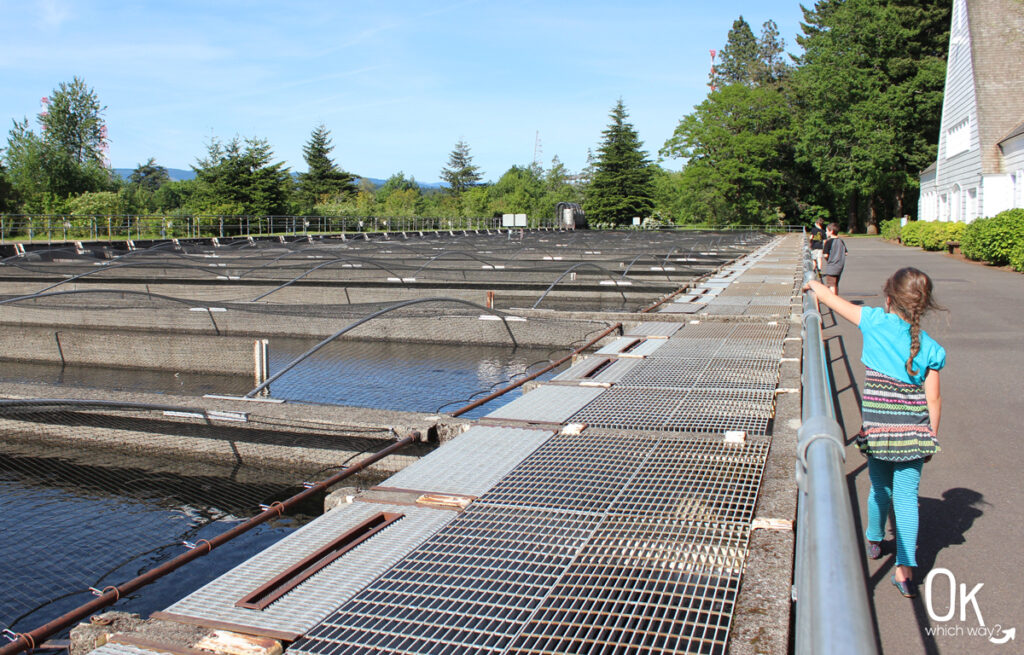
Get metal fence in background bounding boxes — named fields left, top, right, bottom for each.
left=0, top=214, right=803, bottom=245
left=794, top=246, right=878, bottom=654
left=0, top=214, right=551, bottom=243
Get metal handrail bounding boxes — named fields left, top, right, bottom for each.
left=794, top=246, right=878, bottom=655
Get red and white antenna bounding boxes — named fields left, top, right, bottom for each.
left=39, top=96, right=49, bottom=128
left=709, top=49, right=717, bottom=93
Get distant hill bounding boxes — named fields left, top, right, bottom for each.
left=113, top=167, right=195, bottom=182
left=113, top=169, right=442, bottom=189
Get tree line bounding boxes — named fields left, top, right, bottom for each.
left=1, top=0, right=950, bottom=231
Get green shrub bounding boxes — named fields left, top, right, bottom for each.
left=920, top=222, right=951, bottom=251
left=880, top=218, right=901, bottom=241
left=945, top=221, right=966, bottom=243
left=900, top=220, right=927, bottom=247
left=1010, top=241, right=1024, bottom=272
left=961, top=209, right=1024, bottom=264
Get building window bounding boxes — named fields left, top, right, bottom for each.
left=966, top=187, right=978, bottom=221
left=946, top=119, right=970, bottom=157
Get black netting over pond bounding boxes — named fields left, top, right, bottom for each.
left=1, top=229, right=771, bottom=310
left=0, top=399, right=415, bottom=637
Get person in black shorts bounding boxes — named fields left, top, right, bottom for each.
left=809, top=217, right=826, bottom=273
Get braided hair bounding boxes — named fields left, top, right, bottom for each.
left=883, top=267, right=943, bottom=377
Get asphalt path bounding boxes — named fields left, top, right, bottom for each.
left=817, top=237, right=1023, bottom=654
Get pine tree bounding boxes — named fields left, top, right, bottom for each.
left=440, top=139, right=483, bottom=195
left=585, top=99, right=654, bottom=226
left=298, top=124, right=357, bottom=210
left=717, top=17, right=761, bottom=86
left=756, top=20, right=789, bottom=85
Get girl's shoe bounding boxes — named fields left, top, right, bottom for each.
left=892, top=574, right=917, bottom=598
left=866, top=541, right=882, bottom=560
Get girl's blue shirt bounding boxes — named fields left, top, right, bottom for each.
left=858, top=306, right=946, bottom=385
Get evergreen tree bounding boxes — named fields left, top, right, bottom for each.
left=128, top=158, right=170, bottom=192
left=297, top=124, right=356, bottom=211
left=40, top=76, right=108, bottom=165
left=792, top=0, right=949, bottom=231
left=586, top=99, right=654, bottom=226
left=756, top=20, right=789, bottom=86
left=0, top=162, right=17, bottom=212
left=440, top=139, right=482, bottom=195
left=190, top=136, right=292, bottom=216
left=716, top=17, right=761, bottom=86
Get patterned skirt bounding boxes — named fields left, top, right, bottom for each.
left=856, top=368, right=940, bottom=462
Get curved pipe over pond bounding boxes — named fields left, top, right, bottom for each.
left=531, top=262, right=627, bottom=310
left=245, top=297, right=519, bottom=398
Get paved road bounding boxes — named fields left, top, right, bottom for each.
left=818, top=237, right=1023, bottom=654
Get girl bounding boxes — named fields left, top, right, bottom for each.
left=803, top=267, right=945, bottom=599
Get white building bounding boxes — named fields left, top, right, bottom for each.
left=918, top=0, right=1024, bottom=223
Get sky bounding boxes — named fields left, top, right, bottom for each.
left=1, top=0, right=808, bottom=184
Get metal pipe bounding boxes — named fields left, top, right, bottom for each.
left=794, top=247, right=878, bottom=655
left=0, top=432, right=419, bottom=655
left=450, top=322, right=622, bottom=417
left=245, top=297, right=519, bottom=398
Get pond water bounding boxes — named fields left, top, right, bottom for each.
left=0, top=338, right=567, bottom=637
left=0, top=339, right=564, bottom=419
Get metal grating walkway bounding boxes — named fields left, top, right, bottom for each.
left=288, top=437, right=770, bottom=655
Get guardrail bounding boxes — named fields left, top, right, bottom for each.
left=794, top=245, right=878, bottom=655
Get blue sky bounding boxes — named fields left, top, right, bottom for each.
left=1, top=0, right=807, bottom=183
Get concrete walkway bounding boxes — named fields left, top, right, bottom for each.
left=819, top=237, right=1023, bottom=654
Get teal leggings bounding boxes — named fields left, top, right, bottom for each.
left=865, top=457, right=924, bottom=567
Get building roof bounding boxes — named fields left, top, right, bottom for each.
left=920, top=161, right=937, bottom=176
left=969, top=0, right=1024, bottom=173
left=998, top=119, right=1024, bottom=145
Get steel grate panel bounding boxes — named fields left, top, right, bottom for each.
left=380, top=426, right=554, bottom=497
left=674, top=322, right=789, bottom=341
left=165, top=503, right=459, bottom=636
left=290, top=505, right=603, bottom=655
left=596, top=337, right=641, bottom=355
left=628, top=338, right=667, bottom=357
left=624, top=322, right=683, bottom=338
left=651, top=339, right=783, bottom=361
left=658, top=302, right=706, bottom=314
left=484, top=385, right=606, bottom=423
left=740, top=303, right=794, bottom=315
left=618, top=358, right=779, bottom=390
left=552, top=356, right=642, bottom=383
left=569, top=388, right=775, bottom=434
left=609, top=438, right=769, bottom=522
left=661, top=389, right=776, bottom=435
left=701, top=304, right=750, bottom=316
left=508, top=520, right=749, bottom=655
left=566, top=387, right=687, bottom=432
left=477, top=432, right=659, bottom=513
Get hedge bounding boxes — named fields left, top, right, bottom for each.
left=880, top=218, right=901, bottom=241
left=960, top=209, right=1024, bottom=265
left=900, top=220, right=927, bottom=247
left=1010, top=241, right=1024, bottom=272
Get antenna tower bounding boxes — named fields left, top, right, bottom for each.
left=709, top=49, right=717, bottom=93
left=532, top=130, right=543, bottom=167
